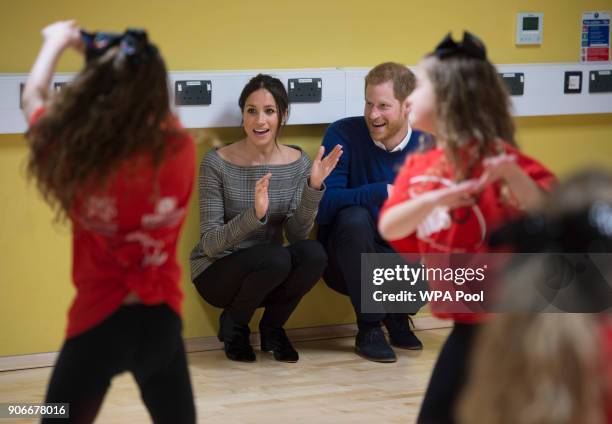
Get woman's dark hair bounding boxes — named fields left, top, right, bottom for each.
left=238, top=74, right=289, bottom=135
left=26, top=35, right=178, bottom=220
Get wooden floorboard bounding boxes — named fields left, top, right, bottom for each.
left=0, top=325, right=451, bottom=423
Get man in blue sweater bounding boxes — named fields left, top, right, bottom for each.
left=318, top=62, right=425, bottom=362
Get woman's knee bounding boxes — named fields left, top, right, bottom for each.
left=290, top=240, right=328, bottom=270
left=253, top=244, right=293, bottom=276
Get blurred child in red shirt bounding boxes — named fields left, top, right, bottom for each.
left=23, top=20, right=196, bottom=423
left=378, top=31, right=556, bottom=423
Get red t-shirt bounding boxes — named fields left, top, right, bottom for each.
left=380, top=142, right=556, bottom=323
left=29, top=108, right=195, bottom=337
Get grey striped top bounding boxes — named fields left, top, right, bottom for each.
left=189, top=146, right=325, bottom=280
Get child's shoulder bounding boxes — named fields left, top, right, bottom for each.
left=405, top=146, right=445, bottom=167
left=500, top=141, right=550, bottom=169
left=500, top=140, right=520, bottom=155
left=164, top=127, right=195, bottom=161
left=164, top=114, right=194, bottom=147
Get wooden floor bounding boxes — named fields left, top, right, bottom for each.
left=0, top=326, right=451, bottom=423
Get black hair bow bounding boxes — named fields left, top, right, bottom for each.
left=432, top=31, right=487, bottom=61
left=80, top=28, right=158, bottom=65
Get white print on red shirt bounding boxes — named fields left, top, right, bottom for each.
left=417, top=205, right=452, bottom=238
left=78, top=196, right=185, bottom=266
left=142, top=196, right=186, bottom=230
left=79, top=196, right=118, bottom=234
left=408, top=175, right=487, bottom=253
left=125, top=197, right=185, bottom=267
left=85, top=196, right=117, bottom=222
left=125, top=231, right=168, bottom=267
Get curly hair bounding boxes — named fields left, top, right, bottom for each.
left=26, top=44, right=178, bottom=219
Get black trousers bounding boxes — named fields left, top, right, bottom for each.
left=318, top=206, right=416, bottom=327
left=193, top=240, right=327, bottom=327
left=43, top=304, right=196, bottom=424
left=417, top=322, right=480, bottom=424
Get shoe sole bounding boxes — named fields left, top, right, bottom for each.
left=390, top=342, right=424, bottom=351
left=223, top=342, right=256, bottom=362
left=225, top=355, right=256, bottom=363
left=354, top=347, right=397, bottom=363
left=261, top=348, right=299, bottom=363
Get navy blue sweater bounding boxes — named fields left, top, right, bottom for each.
left=317, top=116, right=422, bottom=226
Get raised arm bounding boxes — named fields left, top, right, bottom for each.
left=478, top=154, right=548, bottom=211
left=378, top=180, right=481, bottom=241
left=22, top=20, right=83, bottom=122
left=284, top=146, right=341, bottom=242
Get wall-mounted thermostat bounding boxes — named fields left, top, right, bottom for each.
left=516, top=13, right=543, bottom=45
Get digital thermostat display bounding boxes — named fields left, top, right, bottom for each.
left=522, top=17, right=539, bottom=31
left=516, top=13, right=543, bottom=45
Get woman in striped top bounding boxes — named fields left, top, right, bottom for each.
left=190, top=74, right=342, bottom=363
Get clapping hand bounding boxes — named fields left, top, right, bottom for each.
left=309, top=145, right=343, bottom=190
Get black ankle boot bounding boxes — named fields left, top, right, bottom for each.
left=218, top=310, right=256, bottom=362
left=260, top=325, right=299, bottom=363
left=383, top=314, right=423, bottom=350
left=355, top=323, right=397, bottom=363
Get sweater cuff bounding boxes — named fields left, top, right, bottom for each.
left=301, top=180, right=326, bottom=210
left=370, top=182, right=389, bottom=206
left=240, top=206, right=267, bottom=232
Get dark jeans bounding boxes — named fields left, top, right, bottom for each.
left=193, top=240, right=327, bottom=327
left=43, top=304, right=196, bottom=424
left=417, top=322, right=480, bottom=424
left=318, top=206, right=418, bottom=328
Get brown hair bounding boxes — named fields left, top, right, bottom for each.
left=26, top=44, right=178, bottom=220
left=422, top=54, right=516, bottom=180
left=365, top=62, right=416, bottom=102
left=458, top=313, right=605, bottom=424
left=458, top=169, right=612, bottom=424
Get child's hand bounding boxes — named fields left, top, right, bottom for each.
left=477, top=154, right=519, bottom=189
left=41, top=20, right=84, bottom=53
left=433, top=180, right=481, bottom=209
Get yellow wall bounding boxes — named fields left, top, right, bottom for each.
left=1, top=0, right=611, bottom=356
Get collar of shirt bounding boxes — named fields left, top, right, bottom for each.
left=372, top=127, right=413, bottom=153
